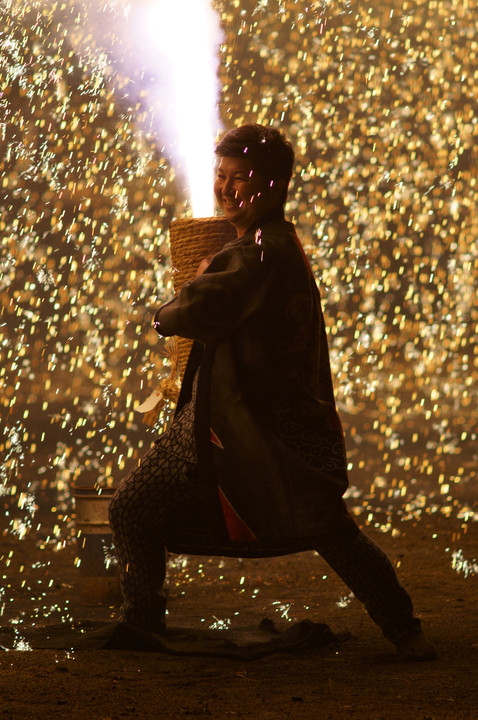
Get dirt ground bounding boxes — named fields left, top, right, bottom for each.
left=1, top=503, right=477, bottom=719
left=1, top=389, right=477, bottom=720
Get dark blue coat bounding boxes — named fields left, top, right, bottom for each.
left=154, top=215, right=354, bottom=557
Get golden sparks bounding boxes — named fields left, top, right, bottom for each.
left=0, top=0, right=477, bottom=625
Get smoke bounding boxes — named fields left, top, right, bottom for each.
left=45, top=0, right=224, bottom=216
left=124, top=0, right=223, bottom=217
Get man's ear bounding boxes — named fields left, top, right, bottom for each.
left=269, top=178, right=287, bottom=201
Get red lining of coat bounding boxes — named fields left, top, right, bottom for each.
left=218, top=487, right=257, bottom=543
left=211, top=427, right=257, bottom=542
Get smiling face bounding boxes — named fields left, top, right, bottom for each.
left=214, top=156, right=284, bottom=237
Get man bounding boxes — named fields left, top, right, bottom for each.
left=109, top=124, right=435, bottom=660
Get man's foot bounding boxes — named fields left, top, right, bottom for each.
left=118, top=612, right=166, bottom=636
left=396, top=632, right=436, bottom=661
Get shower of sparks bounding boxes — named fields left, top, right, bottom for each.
left=272, top=601, right=293, bottom=621
left=449, top=549, right=478, bottom=579
left=130, top=0, right=224, bottom=217
left=54, top=0, right=224, bottom=217
left=102, top=539, right=118, bottom=570
left=208, top=615, right=232, bottom=630
left=336, top=592, right=354, bottom=608
left=0, top=0, right=477, bottom=630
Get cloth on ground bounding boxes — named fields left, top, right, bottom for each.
left=0, top=618, right=348, bottom=658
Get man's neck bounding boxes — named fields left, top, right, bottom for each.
left=243, top=205, right=285, bottom=235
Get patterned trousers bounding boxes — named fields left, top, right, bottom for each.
left=109, top=405, right=421, bottom=643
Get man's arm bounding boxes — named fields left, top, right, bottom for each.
left=154, top=243, right=271, bottom=344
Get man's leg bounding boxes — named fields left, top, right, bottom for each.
left=315, top=527, right=435, bottom=659
left=109, top=407, right=199, bottom=633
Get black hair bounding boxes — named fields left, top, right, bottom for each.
left=215, top=124, right=295, bottom=186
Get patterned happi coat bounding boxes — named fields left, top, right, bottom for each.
left=154, top=211, right=354, bottom=558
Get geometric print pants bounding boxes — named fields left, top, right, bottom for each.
left=109, top=400, right=199, bottom=634
left=109, top=402, right=421, bottom=644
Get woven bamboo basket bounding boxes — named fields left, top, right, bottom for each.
left=169, top=216, right=237, bottom=377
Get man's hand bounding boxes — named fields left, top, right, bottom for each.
left=196, top=257, right=211, bottom=277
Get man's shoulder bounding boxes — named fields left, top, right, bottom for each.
left=225, top=219, right=297, bottom=248
left=257, top=218, right=297, bottom=240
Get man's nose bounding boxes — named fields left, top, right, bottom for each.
left=223, top=177, right=235, bottom=195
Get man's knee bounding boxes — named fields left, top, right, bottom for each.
left=108, top=486, right=126, bottom=532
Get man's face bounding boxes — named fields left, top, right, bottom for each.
left=214, top=156, right=283, bottom=236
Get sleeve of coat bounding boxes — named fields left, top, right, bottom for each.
left=154, top=243, right=273, bottom=344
